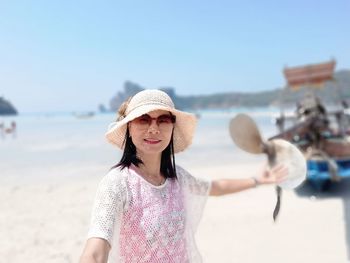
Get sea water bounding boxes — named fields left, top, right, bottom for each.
left=0, top=108, right=281, bottom=183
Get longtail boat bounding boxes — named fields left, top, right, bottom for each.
left=270, top=60, right=350, bottom=191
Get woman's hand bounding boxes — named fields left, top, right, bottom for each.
left=256, top=163, right=288, bottom=185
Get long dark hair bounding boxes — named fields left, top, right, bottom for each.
left=112, top=128, right=177, bottom=179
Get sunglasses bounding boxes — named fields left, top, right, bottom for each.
left=132, top=114, right=176, bottom=128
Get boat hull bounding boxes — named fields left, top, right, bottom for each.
left=307, top=158, right=350, bottom=191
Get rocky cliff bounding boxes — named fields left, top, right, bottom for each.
left=109, top=70, right=350, bottom=111
left=0, top=97, right=18, bottom=115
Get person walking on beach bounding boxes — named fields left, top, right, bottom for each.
left=10, top=121, right=17, bottom=138
left=0, top=121, right=4, bottom=139
left=80, top=89, right=288, bottom=263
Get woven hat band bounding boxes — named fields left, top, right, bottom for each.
left=126, top=100, right=174, bottom=115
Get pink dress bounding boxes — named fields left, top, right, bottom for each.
left=87, top=165, right=211, bottom=263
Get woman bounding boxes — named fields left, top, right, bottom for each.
left=80, top=89, right=287, bottom=263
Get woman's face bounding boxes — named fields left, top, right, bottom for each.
left=128, top=110, right=175, bottom=156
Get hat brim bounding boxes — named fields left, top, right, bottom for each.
left=105, top=104, right=197, bottom=153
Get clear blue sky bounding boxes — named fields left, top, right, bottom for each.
left=1, top=0, right=349, bottom=113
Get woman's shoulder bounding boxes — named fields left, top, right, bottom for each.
left=175, top=165, right=211, bottom=184
left=98, top=166, right=129, bottom=190
left=105, top=166, right=129, bottom=179
left=175, top=165, right=194, bottom=183
left=175, top=165, right=190, bottom=177
left=175, top=164, right=191, bottom=172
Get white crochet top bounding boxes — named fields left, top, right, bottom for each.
left=87, top=165, right=211, bottom=263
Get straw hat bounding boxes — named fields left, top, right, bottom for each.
left=105, top=89, right=197, bottom=153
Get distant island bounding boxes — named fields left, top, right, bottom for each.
left=106, top=70, right=350, bottom=112
left=0, top=97, right=18, bottom=115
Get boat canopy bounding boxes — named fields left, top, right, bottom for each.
left=283, top=60, right=336, bottom=89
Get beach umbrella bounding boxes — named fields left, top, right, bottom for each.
left=229, top=113, right=307, bottom=221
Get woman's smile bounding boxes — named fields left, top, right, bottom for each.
left=144, top=138, right=162, bottom=144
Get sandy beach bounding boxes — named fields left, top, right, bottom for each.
left=1, top=163, right=350, bottom=262
left=1, top=1, right=349, bottom=261
left=1, top=112, right=350, bottom=262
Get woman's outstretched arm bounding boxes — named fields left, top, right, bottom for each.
left=209, top=164, right=288, bottom=196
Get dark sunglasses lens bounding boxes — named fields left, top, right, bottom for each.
left=135, top=115, right=152, bottom=125
left=157, top=115, right=175, bottom=124
left=134, top=114, right=175, bottom=126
